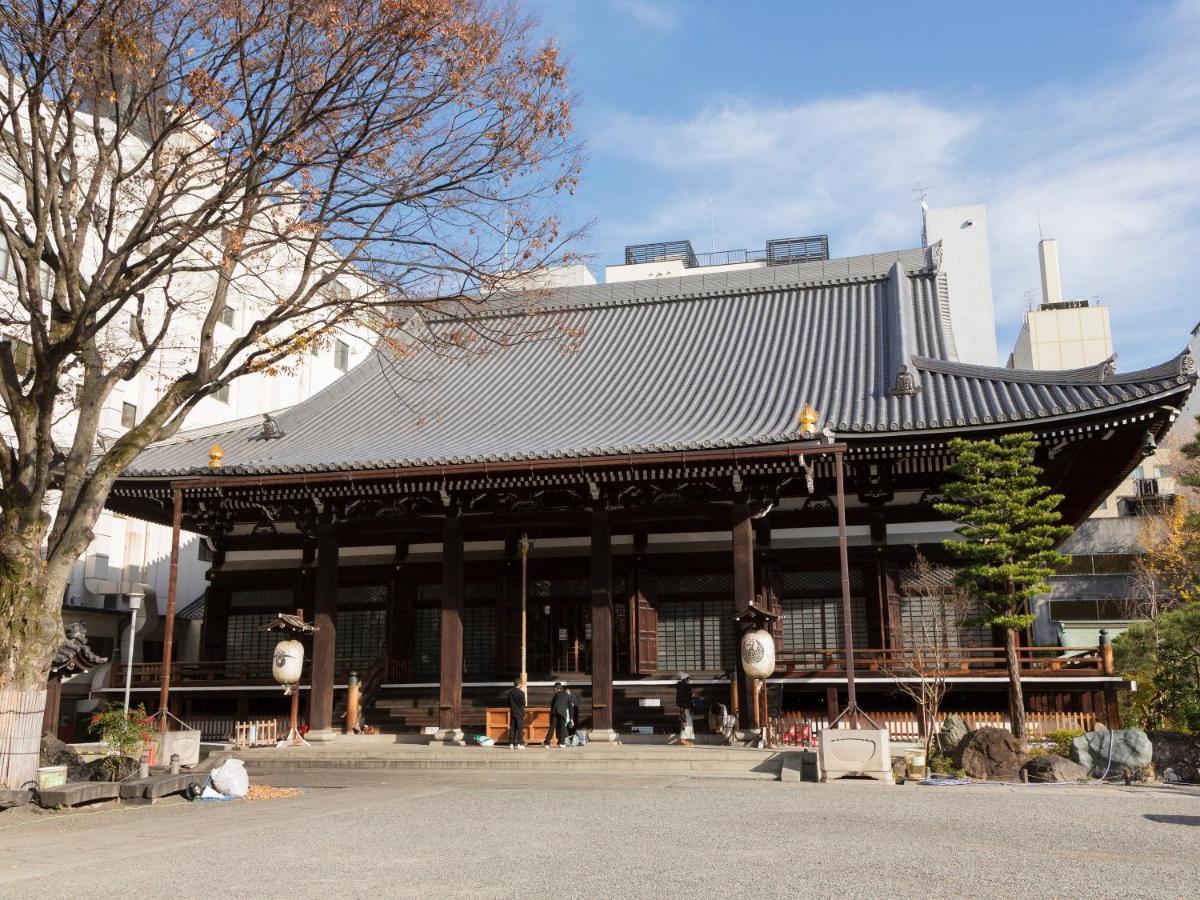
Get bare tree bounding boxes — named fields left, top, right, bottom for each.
left=0, top=0, right=582, bottom=787
left=885, top=555, right=977, bottom=761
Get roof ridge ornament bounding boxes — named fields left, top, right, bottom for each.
left=208, top=442, right=224, bottom=469
left=1182, top=347, right=1196, bottom=377
left=261, top=413, right=285, bottom=440
left=890, top=364, right=921, bottom=397
left=1100, top=354, right=1118, bottom=381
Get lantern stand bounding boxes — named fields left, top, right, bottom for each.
left=259, top=610, right=319, bottom=747
left=733, top=601, right=779, bottom=749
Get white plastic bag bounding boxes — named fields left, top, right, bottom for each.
left=209, top=758, right=249, bottom=798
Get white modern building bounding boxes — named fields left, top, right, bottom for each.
left=922, top=203, right=998, bottom=366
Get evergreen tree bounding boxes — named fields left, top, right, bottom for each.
left=935, top=433, right=1072, bottom=739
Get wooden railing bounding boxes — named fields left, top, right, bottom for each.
left=776, top=709, right=1097, bottom=742
left=113, top=657, right=378, bottom=689
left=774, top=646, right=1105, bottom=676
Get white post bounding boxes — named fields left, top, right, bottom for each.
left=123, top=591, right=144, bottom=712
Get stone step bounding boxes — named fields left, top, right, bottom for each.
left=37, top=781, right=122, bottom=808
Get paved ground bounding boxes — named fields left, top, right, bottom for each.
left=1, top=769, right=1198, bottom=898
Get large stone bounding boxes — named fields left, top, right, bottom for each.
left=1070, top=729, right=1153, bottom=779
left=956, top=727, right=1025, bottom=781
left=938, top=714, right=969, bottom=756
left=1148, top=731, right=1200, bottom=783
left=1022, top=754, right=1089, bottom=783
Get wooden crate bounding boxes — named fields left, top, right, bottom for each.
left=485, top=707, right=551, bottom=744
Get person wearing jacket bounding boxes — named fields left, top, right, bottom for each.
left=543, top=682, right=571, bottom=748
left=564, top=684, right=580, bottom=740
left=505, top=678, right=527, bottom=749
left=675, top=673, right=695, bottom=747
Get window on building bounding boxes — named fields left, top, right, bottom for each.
left=219, top=305, right=236, bottom=328
left=412, top=606, right=441, bottom=679
left=334, top=340, right=350, bottom=372
left=334, top=585, right=388, bottom=663
left=656, top=598, right=735, bottom=672
left=197, top=541, right=214, bottom=562
left=120, top=402, right=137, bottom=428
left=214, top=383, right=230, bottom=404
left=0, top=241, right=13, bottom=283
left=464, top=606, right=497, bottom=676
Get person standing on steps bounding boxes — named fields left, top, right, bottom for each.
left=505, top=678, right=527, bottom=750
left=543, top=682, right=570, bottom=748
left=564, top=684, right=580, bottom=743
left=675, top=673, right=695, bottom=747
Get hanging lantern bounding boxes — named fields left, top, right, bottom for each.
left=272, top=639, right=304, bottom=689
left=740, top=629, right=776, bottom=680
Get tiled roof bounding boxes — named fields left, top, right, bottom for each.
left=121, top=248, right=1197, bottom=477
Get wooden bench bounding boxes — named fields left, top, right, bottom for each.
left=485, top=707, right=551, bottom=744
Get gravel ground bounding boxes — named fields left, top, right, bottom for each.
left=1, top=770, right=1197, bottom=898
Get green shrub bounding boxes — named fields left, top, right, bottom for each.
left=1046, top=728, right=1084, bottom=759
left=927, top=754, right=965, bottom=778
left=89, top=703, right=155, bottom=779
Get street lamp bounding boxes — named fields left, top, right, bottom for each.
left=122, top=590, right=144, bottom=712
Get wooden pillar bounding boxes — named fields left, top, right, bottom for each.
left=437, top=510, right=464, bottom=740
left=731, top=502, right=756, bottom=728
left=308, top=519, right=339, bottom=734
left=825, top=686, right=840, bottom=725
left=157, top=488, right=184, bottom=730
left=42, top=677, right=62, bottom=736
left=590, top=508, right=617, bottom=740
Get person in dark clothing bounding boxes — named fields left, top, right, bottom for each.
left=564, top=685, right=580, bottom=739
left=675, top=673, right=695, bottom=747
left=543, top=682, right=570, bottom=748
left=505, top=678, right=526, bottom=749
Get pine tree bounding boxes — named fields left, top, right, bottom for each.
left=934, top=433, right=1073, bottom=739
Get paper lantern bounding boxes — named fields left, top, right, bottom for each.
left=740, top=629, right=775, bottom=680
left=272, top=639, right=304, bottom=685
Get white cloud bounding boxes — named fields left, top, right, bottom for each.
left=612, top=0, right=683, bottom=32
left=591, top=3, right=1200, bottom=369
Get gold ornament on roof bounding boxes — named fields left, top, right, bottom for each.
left=797, top=404, right=820, bottom=439
left=208, top=442, right=225, bottom=469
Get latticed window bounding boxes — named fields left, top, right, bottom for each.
left=656, top=599, right=735, bottom=672
left=225, top=612, right=276, bottom=662
left=412, top=607, right=440, bottom=679
left=226, top=588, right=295, bottom=662
left=464, top=606, right=496, bottom=676
left=780, top=597, right=868, bottom=652
left=897, top=594, right=989, bottom=649
left=779, top=569, right=868, bottom=655
left=334, top=585, right=387, bottom=663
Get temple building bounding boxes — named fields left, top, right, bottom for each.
left=97, top=242, right=1196, bottom=740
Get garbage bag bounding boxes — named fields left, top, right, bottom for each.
left=474, top=734, right=495, bottom=747
left=209, top=758, right=250, bottom=798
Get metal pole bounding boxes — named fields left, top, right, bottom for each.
left=835, top=449, right=859, bottom=727
left=519, top=533, right=529, bottom=699
left=123, top=603, right=138, bottom=711
left=157, top=487, right=183, bottom=730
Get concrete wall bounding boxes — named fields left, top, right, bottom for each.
left=923, top=204, right=998, bottom=365
left=1010, top=304, right=1113, bottom=370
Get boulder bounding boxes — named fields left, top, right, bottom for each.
left=1070, top=729, right=1152, bottom=779
left=938, top=714, right=969, bottom=756
left=956, top=727, right=1026, bottom=781
left=1022, top=754, right=1089, bottom=783
left=1148, top=731, right=1200, bottom=783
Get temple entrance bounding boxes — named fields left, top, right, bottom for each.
left=527, top=578, right=591, bottom=676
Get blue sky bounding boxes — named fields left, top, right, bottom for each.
left=532, top=0, right=1200, bottom=369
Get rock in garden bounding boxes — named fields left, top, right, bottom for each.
left=956, top=727, right=1026, bottom=780
left=1070, top=729, right=1152, bottom=778
left=1021, top=755, right=1089, bottom=783
left=1148, top=731, right=1200, bottom=783
left=939, top=714, right=969, bottom=755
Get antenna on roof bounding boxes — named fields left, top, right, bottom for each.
left=913, top=180, right=931, bottom=244
left=1037, top=204, right=1044, bottom=241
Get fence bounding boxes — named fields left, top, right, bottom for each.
left=774, top=709, right=1096, bottom=744
left=234, top=719, right=280, bottom=748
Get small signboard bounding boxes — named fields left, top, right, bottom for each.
left=558, top=628, right=568, bottom=641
